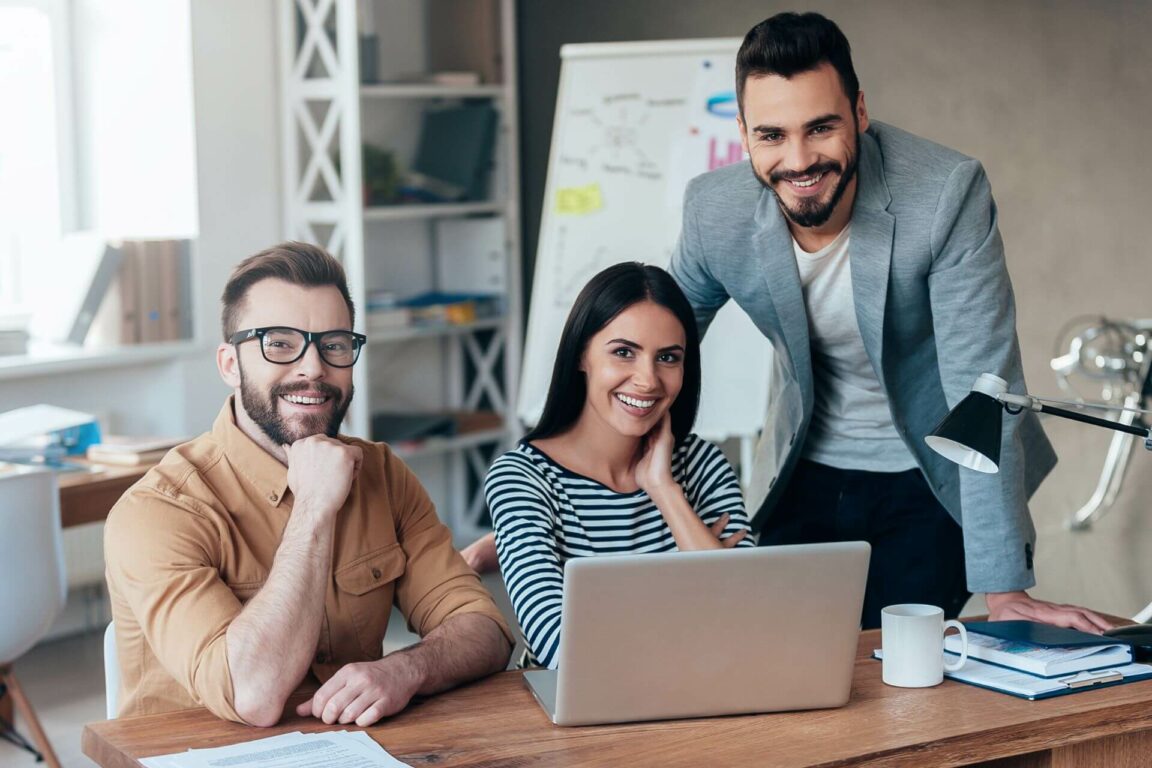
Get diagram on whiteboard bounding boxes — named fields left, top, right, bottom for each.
left=558, top=93, right=685, bottom=181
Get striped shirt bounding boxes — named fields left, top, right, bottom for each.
left=486, top=434, right=753, bottom=669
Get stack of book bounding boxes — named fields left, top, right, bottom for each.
left=404, top=291, right=501, bottom=327
left=0, top=327, right=28, bottom=356
left=365, top=291, right=502, bottom=335
left=87, top=435, right=187, bottom=466
left=939, top=621, right=1151, bottom=699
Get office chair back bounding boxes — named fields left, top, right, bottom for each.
left=0, top=469, right=66, bottom=665
left=0, top=468, right=66, bottom=767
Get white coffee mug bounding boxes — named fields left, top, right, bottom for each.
left=881, top=603, right=969, bottom=687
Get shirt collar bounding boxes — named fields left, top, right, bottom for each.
left=213, top=396, right=291, bottom=508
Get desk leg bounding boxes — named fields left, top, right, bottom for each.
left=1050, top=731, right=1152, bottom=768
left=0, top=687, right=11, bottom=724
left=976, top=731, right=1152, bottom=767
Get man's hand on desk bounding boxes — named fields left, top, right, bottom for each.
left=295, top=656, right=421, bottom=727
left=985, top=590, right=1114, bottom=633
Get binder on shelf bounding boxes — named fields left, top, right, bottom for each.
left=427, top=0, right=502, bottom=84
left=28, top=233, right=123, bottom=346
left=114, top=240, right=192, bottom=344
left=66, top=242, right=124, bottom=345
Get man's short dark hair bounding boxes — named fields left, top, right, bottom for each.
left=220, top=241, right=355, bottom=340
left=736, top=12, right=859, bottom=114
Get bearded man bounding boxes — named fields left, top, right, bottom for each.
left=668, top=12, right=1110, bottom=633
left=105, top=242, right=512, bottom=725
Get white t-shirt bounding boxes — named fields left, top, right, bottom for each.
left=793, top=226, right=917, bottom=471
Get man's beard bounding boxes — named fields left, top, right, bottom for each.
left=238, top=363, right=353, bottom=446
left=753, top=132, right=861, bottom=229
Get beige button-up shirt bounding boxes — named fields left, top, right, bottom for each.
left=105, top=398, right=511, bottom=721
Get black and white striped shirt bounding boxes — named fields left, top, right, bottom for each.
left=486, top=434, right=753, bottom=669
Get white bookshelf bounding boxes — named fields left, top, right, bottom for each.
left=276, top=0, right=521, bottom=538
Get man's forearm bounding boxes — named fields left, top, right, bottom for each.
left=226, top=506, right=335, bottom=725
left=398, top=612, right=512, bottom=697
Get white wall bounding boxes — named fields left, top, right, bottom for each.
left=180, top=0, right=282, bottom=430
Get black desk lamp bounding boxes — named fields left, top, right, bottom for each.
left=926, top=373, right=1152, bottom=473
left=926, top=372, right=1152, bottom=644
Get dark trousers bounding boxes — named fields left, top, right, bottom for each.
left=759, top=459, right=969, bottom=630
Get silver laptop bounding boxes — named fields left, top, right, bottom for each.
left=523, top=541, right=870, bottom=726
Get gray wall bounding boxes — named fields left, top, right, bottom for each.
left=517, top=1, right=1152, bottom=613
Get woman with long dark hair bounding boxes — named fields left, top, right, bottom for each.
left=481, top=262, right=752, bottom=669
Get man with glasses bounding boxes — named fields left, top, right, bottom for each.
left=104, top=242, right=513, bottom=726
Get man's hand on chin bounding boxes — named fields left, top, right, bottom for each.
left=985, top=590, right=1114, bottom=633
left=295, top=656, right=422, bottom=727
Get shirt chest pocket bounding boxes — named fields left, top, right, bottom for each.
left=334, top=543, right=407, bottom=658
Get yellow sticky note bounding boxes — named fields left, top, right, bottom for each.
left=556, top=183, right=603, bottom=215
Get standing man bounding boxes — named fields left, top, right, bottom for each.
left=105, top=242, right=512, bottom=725
left=669, top=12, right=1108, bottom=630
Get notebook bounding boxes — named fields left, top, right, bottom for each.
left=522, top=541, right=871, bottom=726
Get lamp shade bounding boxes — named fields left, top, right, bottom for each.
left=925, top=390, right=1003, bottom=474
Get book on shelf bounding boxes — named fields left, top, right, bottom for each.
left=0, top=329, right=29, bottom=357
left=386, top=71, right=483, bottom=86
left=87, top=435, right=186, bottom=466
left=366, top=307, right=412, bottom=334
left=427, top=0, right=502, bottom=84
left=91, top=239, right=192, bottom=345
left=402, top=291, right=501, bottom=326
left=0, top=313, right=29, bottom=356
left=944, top=621, right=1133, bottom=678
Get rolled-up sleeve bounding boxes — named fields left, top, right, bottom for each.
left=385, top=451, right=513, bottom=646
left=105, top=489, right=245, bottom=722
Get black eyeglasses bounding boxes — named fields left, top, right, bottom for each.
left=229, top=326, right=367, bottom=368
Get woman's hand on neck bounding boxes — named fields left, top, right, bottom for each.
left=632, top=415, right=677, bottom=497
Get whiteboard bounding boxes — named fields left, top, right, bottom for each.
left=518, top=39, right=773, bottom=440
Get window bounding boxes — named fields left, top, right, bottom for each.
left=1, top=0, right=199, bottom=352
left=0, top=0, right=74, bottom=321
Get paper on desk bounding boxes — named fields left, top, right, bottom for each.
left=138, top=730, right=411, bottom=768
left=873, top=649, right=1152, bottom=698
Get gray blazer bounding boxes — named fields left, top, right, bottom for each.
left=670, top=121, right=1056, bottom=593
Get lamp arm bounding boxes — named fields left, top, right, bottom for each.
left=998, top=393, right=1040, bottom=411
left=996, top=393, right=1152, bottom=448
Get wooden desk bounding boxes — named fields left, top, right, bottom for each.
left=57, top=463, right=150, bottom=528
left=82, top=630, right=1152, bottom=768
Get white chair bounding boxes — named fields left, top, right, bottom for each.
left=0, top=468, right=65, bottom=768
left=103, top=621, right=118, bottom=719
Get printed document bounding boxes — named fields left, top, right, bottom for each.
left=138, top=730, right=411, bottom=768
